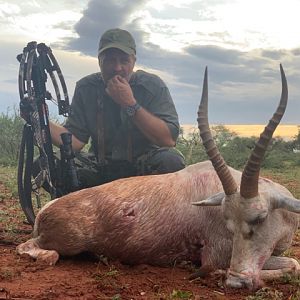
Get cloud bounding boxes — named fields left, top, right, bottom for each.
left=1, top=0, right=300, bottom=125
left=65, top=0, right=148, bottom=56
left=60, top=0, right=300, bottom=124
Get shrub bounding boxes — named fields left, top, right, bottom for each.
left=177, top=126, right=300, bottom=171
left=0, top=109, right=24, bottom=166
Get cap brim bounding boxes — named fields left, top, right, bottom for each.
left=98, top=42, right=135, bottom=56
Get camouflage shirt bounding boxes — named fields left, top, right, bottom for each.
left=64, top=70, right=180, bottom=161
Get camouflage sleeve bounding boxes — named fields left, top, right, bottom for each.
left=63, top=83, right=90, bottom=144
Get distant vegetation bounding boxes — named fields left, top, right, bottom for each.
left=1, top=111, right=300, bottom=172
left=177, top=124, right=300, bottom=170
left=0, top=110, right=24, bottom=165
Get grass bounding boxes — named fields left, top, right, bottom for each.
left=280, top=274, right=300, bottom=286
left=92, top=265, right=120, bottom=281
left=224, top=125, right=299, bottom=139
left=247, top=278, right=300, bottom=300
left=261, top=166, right=300, bottom=198
left=0, top=164, right=52, bottom=226
left=0, top=165, right=18, bottom=198
left=0, top=198, right=26, bottom=240
left=0, top=267, right=18, bottom=281
left=290, top=291, right=300, bottom=300
left=153, top=289, right=194, bottom=300
left=170, top=289, right=193, bottom=299
left=181, top=124, right=299, bottom=139
left=245, top=287, right=283, bottom=300
left=0, top=165, right=32, bottom=241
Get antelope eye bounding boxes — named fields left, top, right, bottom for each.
left=247, top=214, right=267, bottom=226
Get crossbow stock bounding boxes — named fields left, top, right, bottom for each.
left=17, top=41, right=79, bottom=225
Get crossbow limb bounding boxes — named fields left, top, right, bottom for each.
left=17, top=41, right=77, bottom=225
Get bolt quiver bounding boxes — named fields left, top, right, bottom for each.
left=17, top=41, right=79, bottom=226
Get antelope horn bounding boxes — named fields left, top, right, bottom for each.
left=197, top=67, right=238, bottom=195
left=240, top=64, right=288, bottom=199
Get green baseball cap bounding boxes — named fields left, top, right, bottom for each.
left=98, top=28, right=136, bottom=56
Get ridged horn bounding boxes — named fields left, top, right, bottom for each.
left=197, top=67, right=238, bottom=195
left=240, top=64, right=288, bottom=199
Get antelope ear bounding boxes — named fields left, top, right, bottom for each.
left=272, top=194, right=300, bottom=213
left=192, top=192, right=225, bottom=206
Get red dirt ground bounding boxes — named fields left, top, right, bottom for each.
left=0, top=181, right=300, bottom=300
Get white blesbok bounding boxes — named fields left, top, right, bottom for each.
left=194, top=64, right=300, bottom=289
left=16, top=65, right=300, bottom=290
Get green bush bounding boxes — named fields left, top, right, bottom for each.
left=177, top=126, right=300, bottom=172
left=176, top=128, right=207, bottom=165
left=0, top=110, right=24, bottom=166
left=0, top=112, right=299, bottom=173
left=219, top=136, right=255, bottom=169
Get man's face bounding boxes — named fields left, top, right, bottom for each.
left=99, top=48, right=136, bottom=83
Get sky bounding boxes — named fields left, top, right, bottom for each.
left=1, top=0, right=300, bottom=125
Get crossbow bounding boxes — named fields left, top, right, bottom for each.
left=17, top=41, right=79, bottom=226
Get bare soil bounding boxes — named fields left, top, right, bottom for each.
left=0, top=181, right=300, bottom=300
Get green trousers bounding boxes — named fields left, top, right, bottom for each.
left=74, top=147, right=185, bottom=188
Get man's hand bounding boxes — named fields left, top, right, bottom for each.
left=105, top=75, right=136, bottom=107
left=49, top=122, right=85, bottom=152
left=106, top=75, right=175, bottom=147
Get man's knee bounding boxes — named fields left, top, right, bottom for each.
left=144, top=148, right=185, bottom=174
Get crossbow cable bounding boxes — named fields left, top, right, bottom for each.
left=17, top=41, right=71, bottom=225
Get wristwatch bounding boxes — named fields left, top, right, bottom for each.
left=125, top=103, right=141, bottom=117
